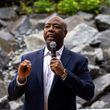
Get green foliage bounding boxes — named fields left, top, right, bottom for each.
left=79, top=0, right=101, bottom=13
left=2, top=0, right=110, bottom=15
left=57, top=0, right=79, bottom=15
left=102, top=0, right=110, bottom=7
left=107, top=0, right=110, bottom=6
left=33, top=1, right=54, bottom=13
left=15, top=0, right=107, bottom=15
left=20, top=2, right=33, bottom=14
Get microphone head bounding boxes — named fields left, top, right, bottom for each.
left=49, top=41, right=57, bottom=49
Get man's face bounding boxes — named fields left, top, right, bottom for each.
left=43, top=16, right=67, bottom=50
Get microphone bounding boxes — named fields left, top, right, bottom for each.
left=50, top=41, right=57, bottom=57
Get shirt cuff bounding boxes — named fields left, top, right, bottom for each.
left=16, top=76, right=27, bottom=86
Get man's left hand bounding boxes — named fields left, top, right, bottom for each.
left=50, top=57, right=65, bottom=76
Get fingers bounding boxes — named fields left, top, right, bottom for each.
left=21, top=59, right=31, bottom=67
left=50, top=58, right=58, bottom=68
left=18, top=59, right=32, bottom=79
left=50, top=58, right=64, bottom=75
left=21, top=60, right=31, bottom=70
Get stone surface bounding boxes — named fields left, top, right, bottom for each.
left=0, top=81, right=7, bottom=98
left=65, top=23, right=98, bottom=52
left=95, top=14, right=110, bottom=31
left=65, top=15, right=85, bottom=32
left=0, top=7, right=17, bottom=20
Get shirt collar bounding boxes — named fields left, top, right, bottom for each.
left=44, top=45, right=64, bottom=57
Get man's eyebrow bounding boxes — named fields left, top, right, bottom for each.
left=45, top=23, right=53, bottom=26
left=45, top=23, right=62, bottom=26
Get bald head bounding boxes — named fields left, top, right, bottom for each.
left=45, top=16, right=67, bottom=31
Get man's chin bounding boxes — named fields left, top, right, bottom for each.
left=47, top=39, right=56, bottom=43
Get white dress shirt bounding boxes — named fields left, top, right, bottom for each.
left=43, top=45, right=64, bottom=110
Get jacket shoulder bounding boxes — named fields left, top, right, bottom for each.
left=21, top=48, right=44, bottom=59
left=65, top=48, right=87, bottom=61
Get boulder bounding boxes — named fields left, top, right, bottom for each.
left=95, top=14, right=110, bottom=31
left=65, top=23, right=98, bottom=52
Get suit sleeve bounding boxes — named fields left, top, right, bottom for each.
left=64, top=57, right=95, bottom=101
left=8, top=56, right=27, bottom=101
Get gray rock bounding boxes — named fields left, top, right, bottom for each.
left=100, top=6, right=110, bottom=15
left=0, top=30, right=19, bottom=53
left=0, top=96, right=10, bottom=110
left=89, top=39, right=102, bottom=48
left=0, top=69, right=3, bottom=80
left=64, top=23, right=98, bottom=51
left=0, top=81, right=7, bottom=98
left=94, top=48, right=104, bottom=65
left=95, top=14, right=110, bottom=31
left=77, top=11, right=94, bottom=21
left=0, top=7, right=17, bottom=20
left=91, top=92, right=110, bottom=108
left=0, top=48, right=9, bottom=71
left=82, top=50, right=96, bottom=65
left=94, top=29, right=110, bottom=58
left=100, top=58, right=110, bottom=73
left=65, top=15, right=85, bottom=32
left=7, top=15, right=31, bottom=36
left=91, top=74, right=110, bottom=103
left=24, top=32, right=45, bottom=51
left=95, top=29, right=110, bottom=48
left=29, top=13, right=49, bottom=20
left=0, top=19, right=7, bottom=28
left=88, top=64, right=100, bottom=79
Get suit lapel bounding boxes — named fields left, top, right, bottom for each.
left=50, top=48, right=72, bottom=93
left=35, top=49, right=44, bottom=92
left=60, top=48, right=72, bottom=67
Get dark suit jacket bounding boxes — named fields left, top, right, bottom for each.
left=8, top=47, right=94, bottom=110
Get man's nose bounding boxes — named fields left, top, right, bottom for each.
left=48, top=25, right=54, bottom=31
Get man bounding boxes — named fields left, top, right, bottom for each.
left=8, top=16, right=94, bottom=110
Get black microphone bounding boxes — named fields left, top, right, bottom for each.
left=50, top=41, right=57, bottom=57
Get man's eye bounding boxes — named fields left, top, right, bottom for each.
left=54, top=25, right=61, bottom=29
left=44, top=25, right=62, bottom=29
left=45, top=25, right=50, bottom=28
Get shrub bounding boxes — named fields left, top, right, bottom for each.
left=79, top=0, right=101, bottom=13
left=57, top=0, right=79, bottom=15
left=33, top=0, right=54, bottom=13
left=20, top=2, right=33, bottom=14
left=102, top=0, right=110, bottom=7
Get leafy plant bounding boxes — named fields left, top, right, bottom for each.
left=79, top=0, right=101, bottom=13
left=20, top=2, right=33, bottom=14
left=33, top=0, right=54, bottom=13
left=102, top=0, right=110, bottom=7
left=57, top=0, right=79, bottom=15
